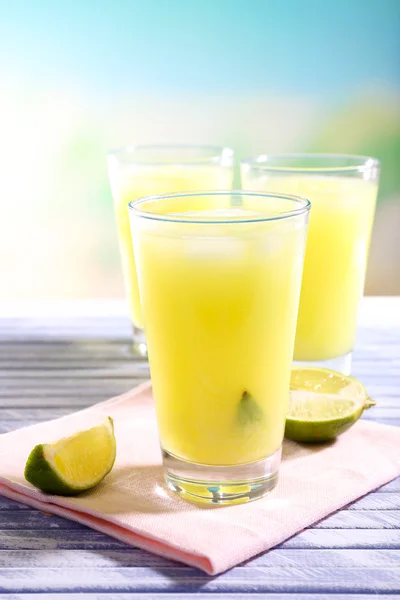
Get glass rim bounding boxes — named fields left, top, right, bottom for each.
left=240, top=153, right=381, bottom=174
left=107, top=144, right=234, bottom=166
left=128, top=190, right=311, bottom=224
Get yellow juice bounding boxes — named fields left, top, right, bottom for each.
left=109, top=165, right=233, bottom=330
left=132, top=199, right=308, bottom=465
left=242, top=175, right=377, bottom=361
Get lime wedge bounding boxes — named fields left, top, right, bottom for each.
left=24, top=417, right=116, bottom=495
left=237, top=390, right=264, bottom=426
left=285, top=367, right=375, bottom=443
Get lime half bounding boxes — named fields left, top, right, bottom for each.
left=24, top=417, right=116, bottom=495
left=285, top=367, right=375, bottom=443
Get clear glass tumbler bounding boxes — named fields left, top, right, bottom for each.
left=241, top=154, right=380, bottom=375
left=108, top=145, right=234, bottom=356
left=129, top=191, right=310, bottom=505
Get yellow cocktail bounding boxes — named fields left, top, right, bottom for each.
left=129, top=191, right=310, bottom=504
left=108, top=146, right=234, bottom=350
left=241, top=155, right=380, bottom=373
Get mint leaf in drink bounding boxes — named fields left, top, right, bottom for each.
left=237, top=390, right=264, bottom=426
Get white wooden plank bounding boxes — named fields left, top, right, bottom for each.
left=0, top=365, right=150, bottom=378
left=357, top=407, right=400, bottom=418
left=0, top=565, right=399, bottom=593
left=0, top=377, right=143, bottom=388
left=0, top=408, right=81, bottom=420
left=0, top=350, right=136, bottom=361
left=0, top=384, right=135, bottom=395
left=380, top=478, right=400, bottom=492
left=0, top=548, right=399, bottom=569
left=0, top=331, right=130, bottom=341
left=281, top=528, right=400, bottom=548
left=0, top=530, right=128, bottom=550
left=0, top=512, right=89, bottom=530
left=0, top=595, right=397, bottom=600
left=0, top=393, right=132, bottom=408
left=1, top=529, right=399, bottom=551
left=0, top=360, right=145, bottom=369
left=314, top=510, right=400, bottom=529
left=348, top=493, right=400, bottom=510
left=0, top=596, right=397, bottom=600
left=0, top=341, right=131, bottom=350
left=356, top=384, right=400, bottom=397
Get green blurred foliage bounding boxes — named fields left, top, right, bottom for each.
left=305, top=95, right=400, bottom=202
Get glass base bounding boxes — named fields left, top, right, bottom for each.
left=162, top=447, right=281, bottom=505
left=294, top=351, right=352, bottom=375
left=132, top=325, right=147, bottom=357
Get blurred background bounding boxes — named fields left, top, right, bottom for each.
left=1, top=0, right=399, bottom=300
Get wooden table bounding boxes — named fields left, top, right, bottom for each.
left=1, top=297, right=399, bottom=598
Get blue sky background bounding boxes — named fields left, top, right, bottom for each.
left=2, top=0, right=400, bottom=98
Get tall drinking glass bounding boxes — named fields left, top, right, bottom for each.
left=241, top=154, right=380, bottom=375
left=129, top=191, right=310, bottom=505
left=108, top=145, right=234, bottom=355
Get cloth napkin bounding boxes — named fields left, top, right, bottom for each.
left=1, top=381, right=400, bottom=575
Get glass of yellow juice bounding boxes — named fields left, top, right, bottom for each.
left=129, top=191, right=310, bottom=505
left=241, top=154, right=380, bottom=375
left=107, top=145, right=234, bottom=355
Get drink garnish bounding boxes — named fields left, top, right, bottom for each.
left=237, top=390, right=264, bottom=426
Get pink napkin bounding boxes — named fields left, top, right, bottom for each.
left=1, top=381, right=400, bottom=575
